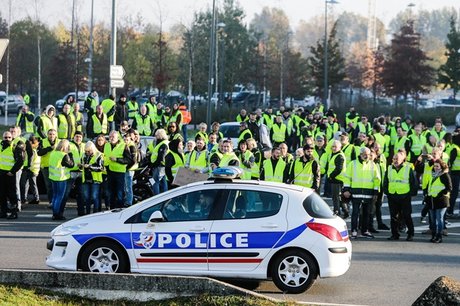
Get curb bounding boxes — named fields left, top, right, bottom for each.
left=0, top=269, right=277, bottom=302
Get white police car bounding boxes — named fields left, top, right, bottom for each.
left=46, top=167, right=351, bottom=293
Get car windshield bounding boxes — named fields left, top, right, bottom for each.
left=302, top=192, right=335, bottom=219
left=220, top=125, right=240, bottom=138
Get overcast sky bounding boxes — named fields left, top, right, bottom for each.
left=3, top=0, right=460, bottom=30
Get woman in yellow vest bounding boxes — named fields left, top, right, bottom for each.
left=80, top=141, right=104, bottom=214
left=49, top=139, right=74, bottom=220
left=235, top=139, right=254, bottom=180
left=165, top=138, right=184, bottom=190
left=95, top=134, right=110, bottom=209
left=426, top=160, right=452, bottom=243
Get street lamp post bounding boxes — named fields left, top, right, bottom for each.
left=324, top=0, right=338, bottom=109
left=206, top=0, right=217, bottom=130
left=216, top=22, right=226, bottom=114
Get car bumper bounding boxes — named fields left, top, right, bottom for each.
left=313, top=239, right=352, bottom=278
left=46, top=236, right=80, bottom=271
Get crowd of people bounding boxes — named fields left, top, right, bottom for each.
left=1, top=93, right=458, bottom=244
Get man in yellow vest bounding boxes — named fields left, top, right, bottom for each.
left=104, top=131, right=133, bottom=209
left=0, top=131, right=25, bottom=219
left=343, top=146, right=381, bottom=239
left=123, top=129, right=139, bottom=206
left=288, top=144, right=320, bottom=192
left=132, top=105, right=155, bottom=136
left=271, top=115, right=288, bottom=148
left=447, top=135, right=460, bottom=217
left=383, top=152, right=417, bottom=241
left=260, top=147, right=288, bottom=183
left=186, top=138, right=209, bottom=173
left=16, top=105, right=35, bottom=134
left=100, top=94, right=116, bottom=132
left=36, top=105, right=58, bottom=139
left=67, top=131, right=85, bottom=215
left=73, top=103, right=83, bottom=133
left=127, top=96, right=139, bottom=121
left=217, top=140, right=240, bottom=168
left=37, top=128, right=58, bottom=205
left=19, top=135, right=41, bottom=205
left=87, top=105, right=108, bottom=139
left=84, top=90, right=99, bottom=116
left=238, top=121, right=253, bottom=143
left=57, top=103, right=76, bottom=140
left=327, top=140, right=347, bottom=217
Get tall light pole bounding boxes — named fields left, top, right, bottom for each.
left=110, top=0, right=117, bottom=97
left=88, top=0, right=94, bottom=92
left=206, top=0, right=217, bottom=130
left=216, top=22, right=225, bottom=111
left=324, top=0, right=338, bottom=109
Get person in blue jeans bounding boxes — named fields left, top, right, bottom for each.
left=49, top=140, right=74, bottom=220
left=80, top=141, right=104, bottom=214
left=426, top=160, right=452, bottom=243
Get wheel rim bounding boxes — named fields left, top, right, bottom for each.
left=277, top=255, right=310, bottom=288
left=87, top=246, right=120, bottom=273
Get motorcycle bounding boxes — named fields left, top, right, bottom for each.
left=132, top=165, right=154, bottom=204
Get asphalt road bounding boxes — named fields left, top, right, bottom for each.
left=1, top=191, right=459, bottom=306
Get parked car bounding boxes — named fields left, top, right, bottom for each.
left=219, top=122, right=240, bottom=148
left=0, top=92, right=25, bottom=115
left=55, top=91, right=90, bottom=112
left=46, top=167, right=351, bottom=293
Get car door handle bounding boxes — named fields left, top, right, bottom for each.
left=262, top=223, right=279, bottom=229
left=189, top=227, right=206, bottom=232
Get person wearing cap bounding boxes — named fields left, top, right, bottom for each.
left=236, top=109, right=249, bottom=123
left=260, top=147, right=288, bottom=183
left=238, top=121, right=253, bottom=143
left=393, top=127, right=410, bottom=157
left=408, top=124, right=426, bottom=164
left=115, top=94, right=129, bottom=129
left=127, top=96, right=139, bottom=120
left=343, top=146, right=381, bottom=239
left=288, top=144, right=320, bottom=192
left=87, top=105, right=108, bottom=139
left=261, top=108, right=274, bottom=130
left=345, top=107, right=359, bottom=134
left=271, top=115, right=288, bottom=148
left=36, top=105, right=58, bottom=139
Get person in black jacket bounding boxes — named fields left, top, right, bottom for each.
left=327, top=140, right=348, bottom=217
left=150, top=128, right=169, bottom=195
left=164, top=138, right=185, bottom=190
left=114, top=94, right=129, bottom=129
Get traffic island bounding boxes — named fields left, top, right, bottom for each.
left=0, top=269, right=276, bottom=302
left=413, top=276, right=460, bottom=306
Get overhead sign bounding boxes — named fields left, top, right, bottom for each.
left=0, top=39, right=9, bottom=62
left=110, top=65, right=125, bottom=79
left=110, top=79, right=125, bottom=88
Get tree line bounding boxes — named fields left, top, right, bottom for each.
left=0, top=0, right=459, bottom=108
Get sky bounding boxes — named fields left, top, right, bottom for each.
left=3, top=0, right=460, bottom=30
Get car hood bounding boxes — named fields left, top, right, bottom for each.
left=51, top=208, right=126, bottom=235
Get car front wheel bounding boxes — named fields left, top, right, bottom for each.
left=80, top=241, right=129, bottom=273
left=270, top=250, right=317, bottom=293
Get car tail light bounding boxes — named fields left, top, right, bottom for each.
left=307, top=222, right=343, bottom=242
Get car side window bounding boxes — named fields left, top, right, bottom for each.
left=129, top=189, right=219, bottom=224
left=223, top=190, right=283, bottom=220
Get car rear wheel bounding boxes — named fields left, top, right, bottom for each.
left=80, top=241, right=129, bottom=273
left=270, top=250, right=317, bottom=293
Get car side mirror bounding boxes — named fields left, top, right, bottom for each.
left=148, top=211, right=164, bottom=223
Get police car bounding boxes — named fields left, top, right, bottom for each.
left=46, top=167, right=351, bottom=293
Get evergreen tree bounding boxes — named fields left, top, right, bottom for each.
left=438, top=16, right=460, bottom=100
left=381, top=21, right=436, bottom=105
left=307, top=22, right=346, bottom=99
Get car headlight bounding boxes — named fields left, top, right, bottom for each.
left=53, top=223, right=88, bottom=236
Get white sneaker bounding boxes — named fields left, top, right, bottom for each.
left=351, top=231, right=358, bottom=239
